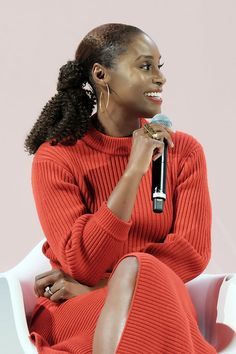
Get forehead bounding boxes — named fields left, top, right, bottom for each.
left=119, top=33, right=161, bottom=63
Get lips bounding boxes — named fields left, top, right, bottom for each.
left=146, top=96, right=162, bottom=103
left=144, top=90, right=163, bottom=104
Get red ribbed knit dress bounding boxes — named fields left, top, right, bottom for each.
left=29, top=117, right=217, bottom=353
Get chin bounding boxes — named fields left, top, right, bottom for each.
left=142, top=107, right=161, bottom=119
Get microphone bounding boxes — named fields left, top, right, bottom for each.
left=150, top=114, right=173, bottom=213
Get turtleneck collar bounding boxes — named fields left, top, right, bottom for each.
left=82, top=116, right=148, bottom=155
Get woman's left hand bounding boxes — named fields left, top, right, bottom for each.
left=34, top=268, right=91, bottom=302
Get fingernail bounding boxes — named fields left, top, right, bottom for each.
left=171, top=143, right=174, bottom=148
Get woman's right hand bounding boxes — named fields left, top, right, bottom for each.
left=126, top=123, right=175, bottom=176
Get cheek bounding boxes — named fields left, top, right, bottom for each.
left=114, top=68, right=146, bottom=87
left=125, top=71, right=147, bottom=89
left=109, top=70, right=149, bottom=103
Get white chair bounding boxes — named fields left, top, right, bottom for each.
left=0, top=239, right=49, bottom=354
left=0, top=239, right=235, bottom=354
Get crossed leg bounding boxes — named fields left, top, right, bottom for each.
left=93, top=256, right=139, bottom=354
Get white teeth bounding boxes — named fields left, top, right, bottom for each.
left=145, top=92, right=162, bottom=98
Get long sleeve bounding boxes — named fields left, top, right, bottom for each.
left=140, top=145, right=212, bottom=283
left=31, top=159, right=132, bottom=286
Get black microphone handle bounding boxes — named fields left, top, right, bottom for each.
left=152, top=139, right=168, bottom=213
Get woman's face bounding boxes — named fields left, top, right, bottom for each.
left=107, top=32, right=166, bottom=118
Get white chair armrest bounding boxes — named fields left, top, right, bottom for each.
left=186, top=273, right=227, bottom=339
left=217, top=274, right=236, bottom=332
left=0, top=239, right=50, bottom=353
left=9, top=238, right=51, bottom=318
left=186, top=273, right=236, bottom=353
left=0, top=272, right=37, bottom=353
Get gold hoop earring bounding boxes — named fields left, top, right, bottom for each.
left=99, top=83, right=110, bottom=111
left=105, top=83, right=110, bottom=109
left=99, top=91, right=103, bottom=111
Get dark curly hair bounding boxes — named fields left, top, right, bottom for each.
left=24, top=23, right=145, bottom=155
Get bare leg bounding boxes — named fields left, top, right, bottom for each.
left=92, top=256, right=139, bottom=354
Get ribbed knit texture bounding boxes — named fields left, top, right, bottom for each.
left=29, top=118, right=217, bottom=353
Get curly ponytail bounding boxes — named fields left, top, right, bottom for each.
left=24, top=23, right=144, bottom=155
left=24, top=60, right=96, bottom=155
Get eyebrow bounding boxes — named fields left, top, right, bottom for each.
left=135, top=55, right=162, bottom=61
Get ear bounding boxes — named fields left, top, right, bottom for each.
left=91, top=63, right=110, bottom=87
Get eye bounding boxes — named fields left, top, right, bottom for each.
left=141, top=63, right=151, bottom=70
left=141, top=62, right=165, bottom=70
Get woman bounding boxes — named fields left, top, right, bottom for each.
left=24, top=23, right=217, bottom=353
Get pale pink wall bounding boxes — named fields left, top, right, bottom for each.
left=0, top=0, right=235, bottom=274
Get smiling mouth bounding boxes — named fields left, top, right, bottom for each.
left=144, top=92, right=163, bottom=104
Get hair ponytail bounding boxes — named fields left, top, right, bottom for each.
left=24, top=60, right=96, bottom=155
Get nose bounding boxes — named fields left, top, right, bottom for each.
left=152, top=67, right=166, bottom=86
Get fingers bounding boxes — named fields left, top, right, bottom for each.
left=43, top=281, right=63, bottom=300
left=35, top=275, right=56, bottom=297
left=49, top=288, right=67, bottom=303
left=36, top=281, right=52, bottom=297
left=34, top=269, right=64, bottom=297
left=148, top=123, right=174, bottom=148
left=47, top=290, right=60, bottom=302
left=151, top=142, right=164, bottom=161
left=133, top=123, right=174, bottom=149
left=151, top=123, right=175, bottom=134
left=42, top=277, right=63, bottom=299
left=35, top=268, right=64, bottom=281
left=152, top=152, right=162, bottom=161
left=43, top=281, right=78, bottom=303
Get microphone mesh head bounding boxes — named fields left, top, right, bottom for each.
left=150, top=114, right=172, bottom=128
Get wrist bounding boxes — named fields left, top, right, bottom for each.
left=124, top=165, right=144, bottom=179
left=91, top=278, right=109, bottom=291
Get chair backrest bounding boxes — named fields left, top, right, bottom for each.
left=9, top=238, right=51, bottom=318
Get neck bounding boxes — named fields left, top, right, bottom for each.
left=92, top=110, right=141, bottom=137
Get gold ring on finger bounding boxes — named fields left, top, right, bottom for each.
left=143, top=123, right=156, bottom=137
